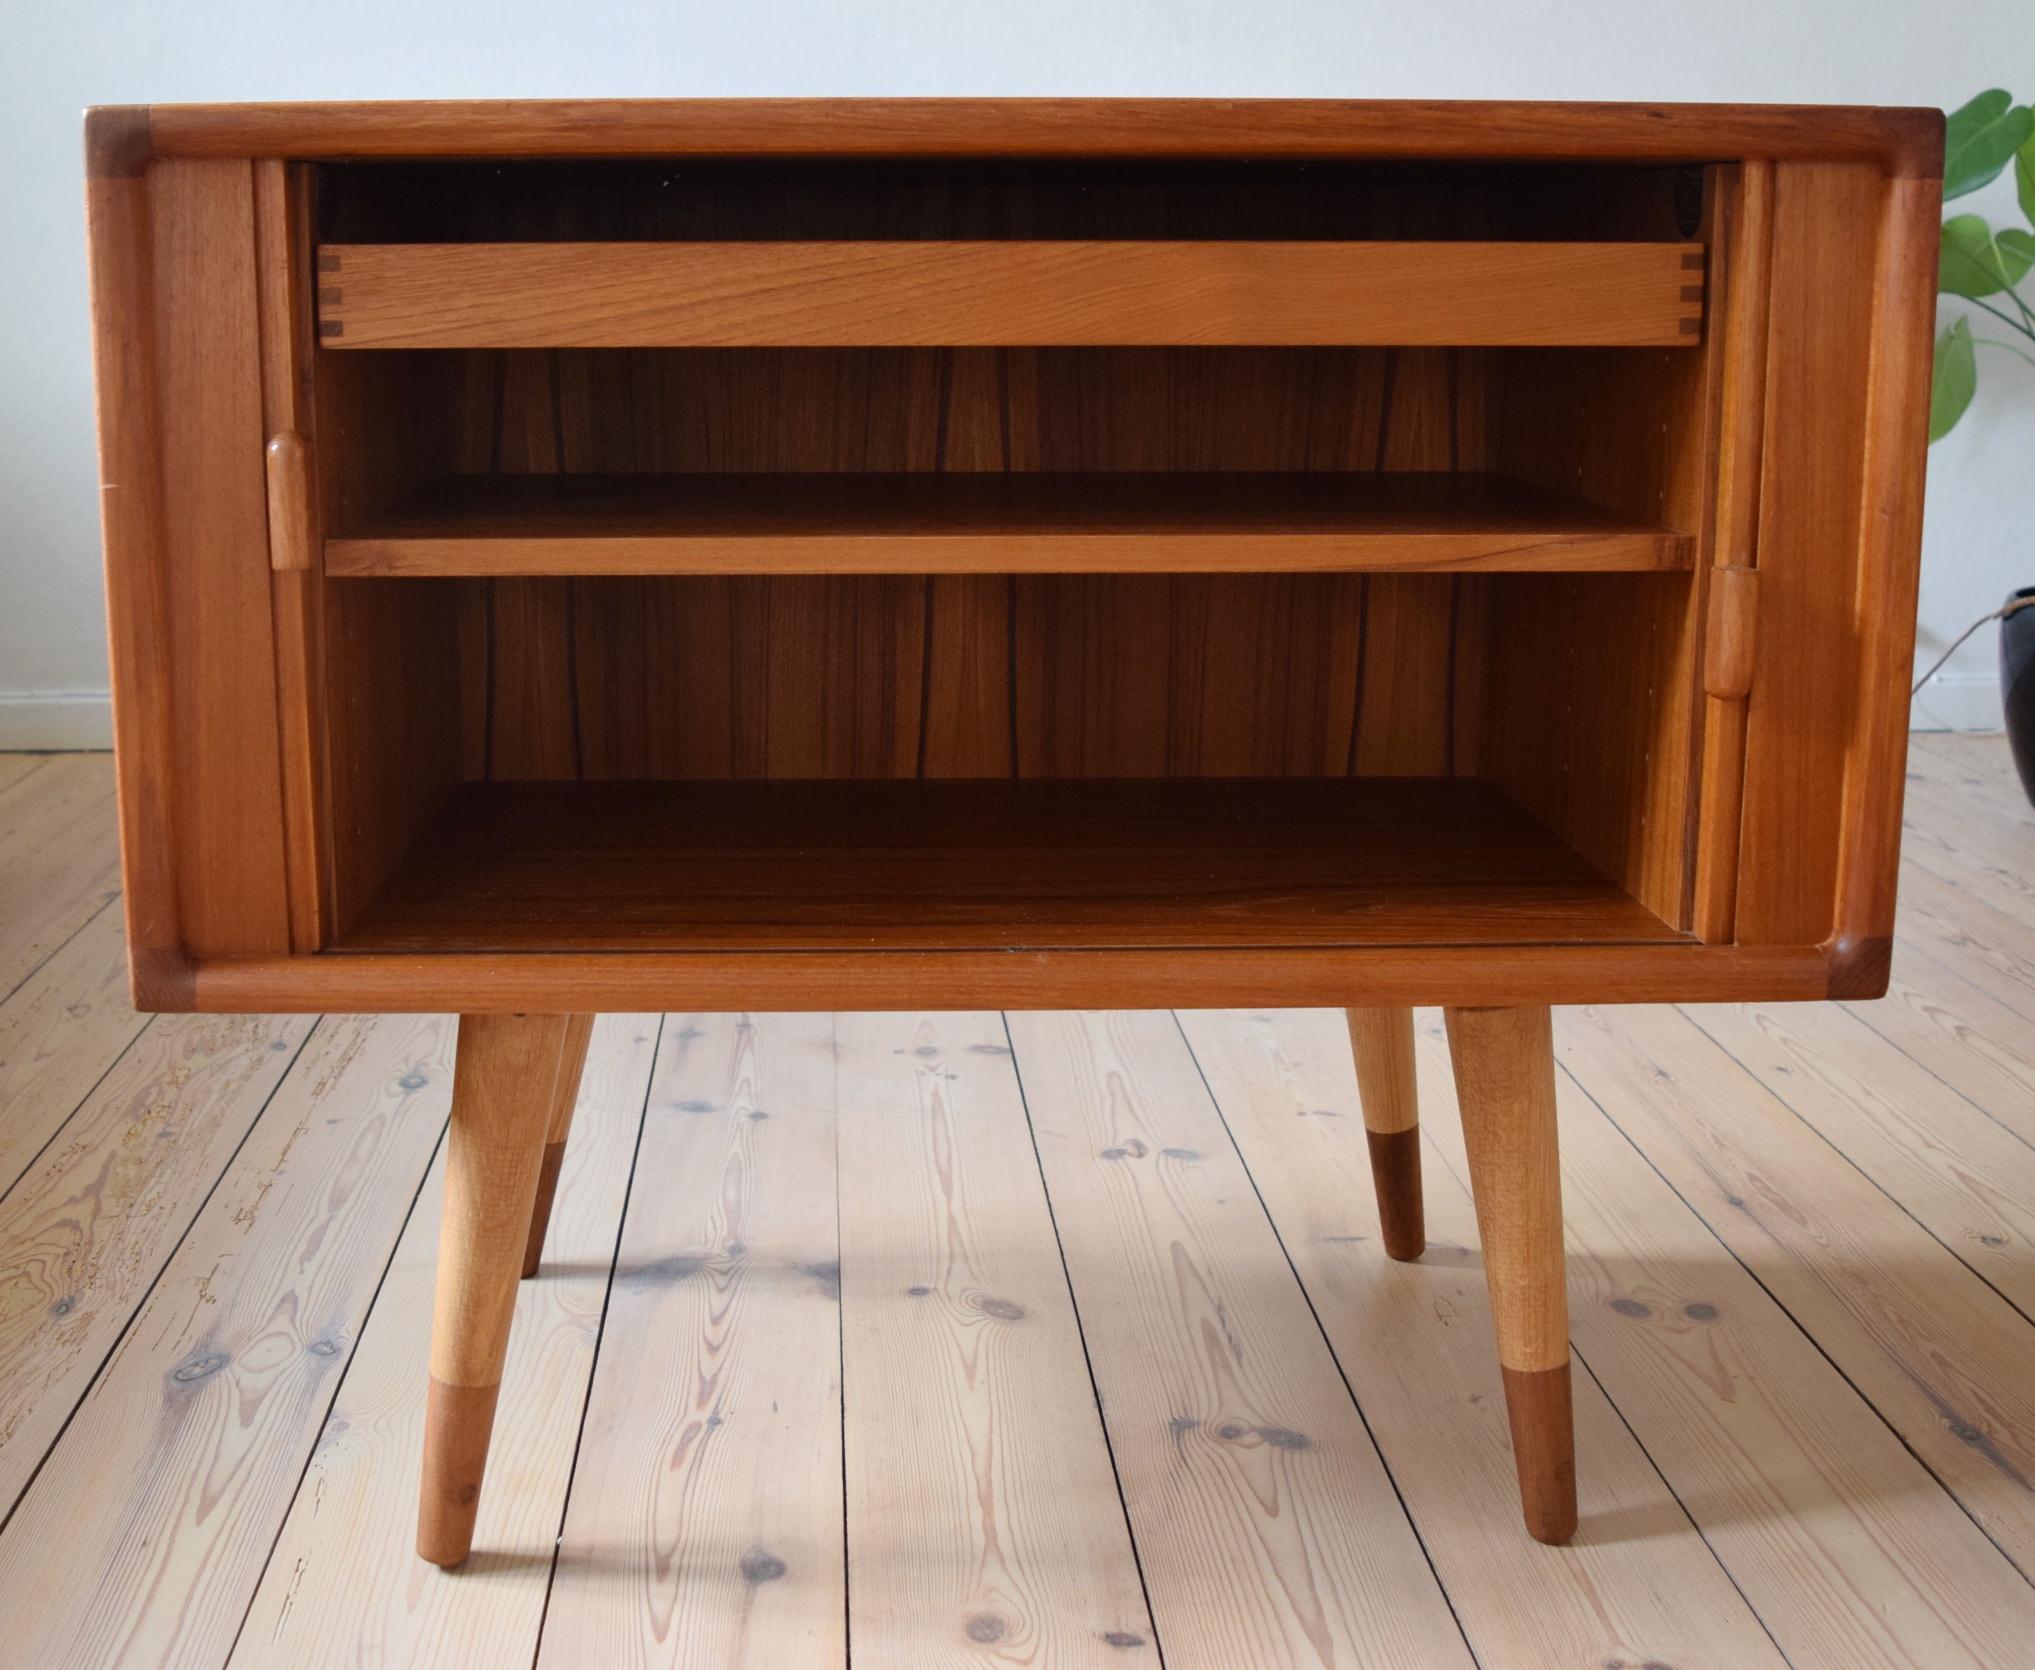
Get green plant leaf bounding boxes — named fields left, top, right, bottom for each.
left=2017, top=127, right=2035, bottom=225
left=1944, top=89, right=2034, bottom=198
left=1940, top=214, right=2035, bottom=296
left=1931, top=317, right=1977, bottom=441
left=2001, top=226, right=2035, bottom=280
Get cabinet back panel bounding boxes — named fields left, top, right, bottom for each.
left=314, top=158, right=1692, bottom=245
left=452, top=571, right=1433, bottom=782
left=436, top=340, right=1482, bottom=781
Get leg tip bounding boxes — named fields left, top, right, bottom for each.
left=1379, top=1215, right=1426, bottom=1263
left=1500, top=1362, right=1577, bottom=1545
left=418, top=1377, right=499, bottom=1570
left=1365, top=1128, right=1426, bottom=1262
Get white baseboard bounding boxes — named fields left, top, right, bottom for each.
left=1910, top=673, right=2004, bottom=733
left=0, top=691, right=114, bottom=750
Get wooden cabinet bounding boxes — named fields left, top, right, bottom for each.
left=85, top=98, right=1941, bottom=1564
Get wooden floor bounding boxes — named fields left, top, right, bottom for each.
left=2, top=739, right=2034, bottom=1667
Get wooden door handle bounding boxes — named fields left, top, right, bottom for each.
left=265, top=431, right=315, bottom=572
left=1704, top=564, right=1759, bottom=700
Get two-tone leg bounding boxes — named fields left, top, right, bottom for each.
left=419, top=1012, right=576, bottom=1567
left=1444, top=1003, right=1577, bottom=1545
left=521, top=1013, right=595, bottom=1279
left=1345, top=1006, right=1424, bottom=1261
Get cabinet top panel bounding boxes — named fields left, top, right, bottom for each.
left=86, top=99, right=1941, bottom=177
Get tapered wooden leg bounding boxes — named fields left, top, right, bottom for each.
left=419, top=1012, right=573, bottom=1567
left=1346, top=1005, right=1424, bottom=1261
left=520, top=1013, right=596, bottom=1279
left=1444, top=1003, right=1577, bottom=1545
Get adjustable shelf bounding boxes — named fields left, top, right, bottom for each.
left=323, top=471, right=1693, bottom=578
left=313, top=239, right=1707, bottom=349
left=332, top=777, right=1688, bottom=955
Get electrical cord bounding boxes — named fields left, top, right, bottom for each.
left=1912, top=593, right=2035, bottom=696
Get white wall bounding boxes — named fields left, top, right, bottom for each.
left=3, top=0, right=2027, bottom=744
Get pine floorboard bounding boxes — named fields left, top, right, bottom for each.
left=1, top=739, right=2033, bottom=1668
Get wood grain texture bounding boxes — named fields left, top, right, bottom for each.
left=256, top=161, right=332, bottom=954
left=1008, top=1008, right=1473, bottom=1670
left=0, top=1010, right=309, bottom=1512
left=326, top=471, right=1690, bottom=578
left=318, top=239, right=1705, bottom=350
left=0, top=903, right=146, bottom=1199
left=1829, top=169, right=1942, bottom=966
left=1892, top=861, right=2035, bottom=1016
left=1845, top=940, right=2035, bottom=1151
left=1702, top=564, right=1760, bottom=699
left=187, top=941, right=1836, bottom=1017
left=1344, top=1006, right=1423, bottom=1261
left=265, top=432, right=315, bottom=571
left=1180, top=1008, right=1790, bottom=1669
left=1443, top=1004, right=1576, bottom=1542
left=1482, top=312, right=1721, bottom=928
left=318, top=579, right=465, bottom=940
left=1414, top=1010, right=2035, bottom=1668
left=522, top=1011, right=596, bottom=1278
left=421, top=1012, right=573, bottom=1565
left=1898, top=780, right=2035, bottom=913
left=1557, top=1001, right=2035, bottom=1578
left=84, top=149, right=182, bottom=987
left=312, top=334, right=465, bottom=942
left=1692, top=164, right=1774, bottom=941
left=1910, top=729, right=2035, bottom=800
left=432, top=343, right=1485, bottom=791
left=0, top=754, right=122, bottom=997
left=835, top=1012, right=1155, bottom=1664
left=9, top=736, right=2035, bottom=1657
left=149, top=159, right=292, bottom=961
left=1732, top=162, right=1885, bottom=947
left=88, top=105, right=1938, bottom=1019
left=540, top=1014, right=847, bottom=1668
left=233, top=1015, right=654, bottom=1668
left=1681, top=997, right=2035, bottom=1318
left=134, top=99, right=1943, bottom=172
left=1899, top=751, right=2035, bottom=925
left=336, top=778, right=1683, bottom=954
left=0, top=1014, right=451, bottom=1667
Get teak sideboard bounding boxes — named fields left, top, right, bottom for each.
left=84, top=98, right=1941, bottom=1563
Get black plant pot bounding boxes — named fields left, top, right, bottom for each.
left=2006, top=587, right=2035, bottom=807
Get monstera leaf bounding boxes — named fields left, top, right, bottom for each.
left=1933, top=93, right=2035, bottom=445
left=1946, top=89, right=2034, bottom=199
left=1940, top=215, right=2035, bottom=297
left=1931, top=317, right=1977, bottom=441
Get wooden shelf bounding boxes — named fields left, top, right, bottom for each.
left=324, top=472, right=1691, bottom=577
left=314, top=239, right=1706, bottom=350
left=333, top=777, right=1686, bottom=955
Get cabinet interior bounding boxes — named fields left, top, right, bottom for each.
left=304, top=156, right=1721, bottom=955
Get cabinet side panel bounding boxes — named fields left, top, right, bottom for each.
left=85, top=136, right=183, bottom=996
left=1828, top=171, right=1938, bottom=988
left=1732, top=162, right=1883, bottom=948
left=1481, top=334, right=1718, bottom=924
left=148, top=158, right=292, bottom=958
